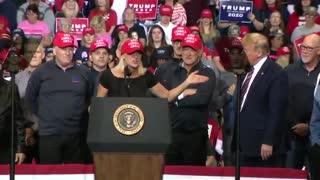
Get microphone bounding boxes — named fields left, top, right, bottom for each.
left=124, top=66, right=132, bottom=97
left=124, top=65, right=132, bottom=77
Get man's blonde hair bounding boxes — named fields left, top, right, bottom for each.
left=242, top=33, right=270, bottom=55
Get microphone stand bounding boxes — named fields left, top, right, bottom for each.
left=235, top=73, right=242, bottom=180
left=6, top=50, right=20, bottom=180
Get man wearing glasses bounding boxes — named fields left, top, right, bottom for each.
left=291, top=6, right=320, bottom=44
left=285, top=33, right=320, bottom=170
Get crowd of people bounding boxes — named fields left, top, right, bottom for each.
left=0, top=0, right=320, bottom=179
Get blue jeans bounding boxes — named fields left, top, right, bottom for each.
left=285, top=137, right=310, bottom=169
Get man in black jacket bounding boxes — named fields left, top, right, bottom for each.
left=0, top=39, right=25, bottom=164
left=157, top=34, right=216, bottom=165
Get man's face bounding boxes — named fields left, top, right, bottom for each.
left=182, top=47, right=200, bottom=66
left=160, top=15, right=170, bottom=24
left=300, top=36, right=320, bottom=64
left=172, top=40, right=182, bottom=57
left=123, top=8, right=135, bottom=22
left=90, top=48, right=109, bottom=69
left=53, top=46, right=74, bottom=67
left=229, top=48, right=245, bottom=69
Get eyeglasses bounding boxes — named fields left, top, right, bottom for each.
left=299, top=44, right=320, bottom=51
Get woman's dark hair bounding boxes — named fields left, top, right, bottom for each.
left=262, top=0, right=283, bottom=11
left=160, top=0, right=178, bottom=5
left=26, top=3, right=40, bottom=18
left=294, top=0, right=317, bottom=16
left=145, top=25, right=167, bottom=57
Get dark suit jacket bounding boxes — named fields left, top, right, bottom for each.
left=239, top=58, right=289, bottom=157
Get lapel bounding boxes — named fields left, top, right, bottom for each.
left=249, top=59, right=271, bottom=93
left=242, top=58, right=272, bottom=109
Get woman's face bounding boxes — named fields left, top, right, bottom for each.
left=84, top=34, right=95, bottom=45
left=65, top=0, right=76, bottom=9
left=152, top=28, right=163, bottom=43
left=92, top=24, right=104, bottom=34
left=270, top=36, right=284, bottom=49
left=131, top=32, right=139, bottom=40
left=125, top=51, right=142, bottom=69
left=60, top=22, right=72, bottom=32
left=96, top=0, right=108, bottom=7
left=301, top=0, right=311, bottom=7
left=265, top=0, right=276, bottom=6
left=26, top=10, right=38, bottom=24
left=269, top=12, right=281, bottom=26
left=118, top=31, right=128, bottom=41
left=201, top=18, right=212, bottom=26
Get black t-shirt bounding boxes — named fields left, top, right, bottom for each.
left=74, top=46, right=90, bottom=65
left=99, top=69, right=158, bottom=97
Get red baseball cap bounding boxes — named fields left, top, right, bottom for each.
left=160, top=5, right=173, bottom=17
left=90, top=39, right=109, bottom=53
left=53, top=32, right=76, bottom=48
left=239, top=26, right=250, bottom=37
left=82, top=27, right=95, bottom=36
left=172, top=26, right=190, bottom=41
left=201, top=8, right=213, bottom=19
left=182, top=34, right=203, bottom=50
left=0, top=16, right=9, bottom=31
left=277, top=46, right=290, bottom=56
left=121, top=39, right=144, bottom=55
left=117, top=25, right=129, bottom=33
left=189, top=26, right=200, bottom=33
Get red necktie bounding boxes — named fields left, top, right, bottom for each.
left=241, top=67, right=254, bottom=101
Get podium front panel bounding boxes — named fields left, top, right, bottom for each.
left=87, top=97, right=171, bottom=153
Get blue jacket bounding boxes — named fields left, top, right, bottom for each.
left=310, top=74, right=320, bottom=145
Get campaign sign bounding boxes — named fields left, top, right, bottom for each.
left=219, top=0, right=253, bottom=23
left=55, top=18, right=89, bottom=40
left=127, top=0, right=158, bottom=20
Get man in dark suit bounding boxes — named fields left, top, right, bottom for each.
left=237, top=33, right=289, bottom=167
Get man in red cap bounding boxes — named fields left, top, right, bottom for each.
left=158, top=33, right=216, bottom=165
left=25, top=32, right=94, bottom=164
left=89, top=39, right=110, bottom=87
left=156, top=5, right=176, bottom=45
left=74, top=27, right=96, bottom=66
left=155, top=26, right=190, bottom=86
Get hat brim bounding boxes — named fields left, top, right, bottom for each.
left=182, top=45, right=199, bottom=51
left=90, top=46, right=110, bottom=53
left=56, top=44, right=77, bottom=48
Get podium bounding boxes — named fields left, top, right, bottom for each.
left=87, top=97, right=171, bottom=180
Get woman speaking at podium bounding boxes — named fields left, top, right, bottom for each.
left=96, top=38, right=207, bottom=99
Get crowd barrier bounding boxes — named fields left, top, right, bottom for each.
left=0, top=164, right=308, bottom=180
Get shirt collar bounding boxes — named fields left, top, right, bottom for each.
left=253, top=56, right=268, bottom=72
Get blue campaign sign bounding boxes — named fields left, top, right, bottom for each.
left=218, top=0, right=253, bottom=23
